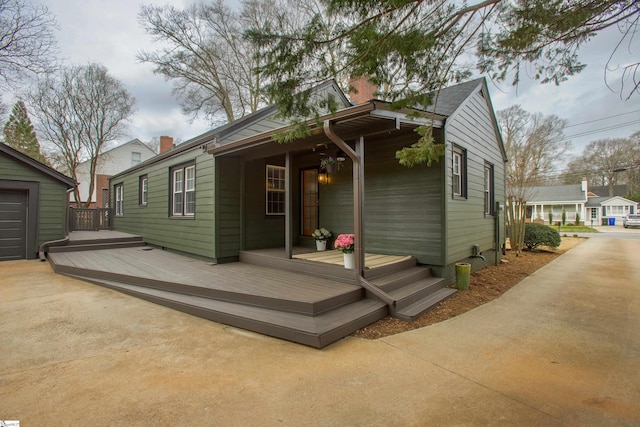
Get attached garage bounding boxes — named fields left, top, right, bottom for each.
left=0, top=144, right=75, bottom=260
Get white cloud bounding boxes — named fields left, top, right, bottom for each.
left=19, top=0, right=640, bottom=159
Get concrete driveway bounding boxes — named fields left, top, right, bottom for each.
left=1, top=237, right=639, bottom=426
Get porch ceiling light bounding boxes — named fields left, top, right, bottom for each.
left=318, top=172, right=328, bottom=184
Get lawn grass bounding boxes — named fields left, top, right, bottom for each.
left=553, top=225, right=599, bottom=233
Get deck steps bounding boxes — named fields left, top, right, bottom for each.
left=49, top=250, right=365, bottom=317
left=48, top=240, right=145, bottom=253
left=48, top=240, right=455, bottom=348
left=63, top=274, right=387, bottom=348
left=48, top=235, right=145, bottom=253
left=394, top=288, right=457, bottom=321
left=368, top=264, right=454, bottom=321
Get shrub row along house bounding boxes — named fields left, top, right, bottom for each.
left=109, top=78, right=507, bottom=281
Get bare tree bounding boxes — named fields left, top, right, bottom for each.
left=564, top=137, right=640, bottom=197
left=498, top=105, right=570, bottom=254
left=0, top=0, right=58, bottom=90
left=27, top=63, right=135, bottom=207
left=138, top=0, right=283, bottom=124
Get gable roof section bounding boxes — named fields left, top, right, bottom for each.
left=77, top=138, right=155, bottom=168
left=526, top=184, right=586, bottom=203
left=111, top=80, right=351, bottom=179
left=0, top=143, right=75, bottom=187
left=426, top=78, right=486, bottom=117
left=586, top=195, right=638, bottom=207
left=433, top=77, right=507, bottom=162
left=209, top=78, right=507, bottom=158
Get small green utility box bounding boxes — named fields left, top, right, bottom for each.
left=455, top=263, right=471, bottom=290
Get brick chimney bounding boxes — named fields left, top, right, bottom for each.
left=159, top=135, right=174, bottom=154
left=349, top=76, right=378, bottom=105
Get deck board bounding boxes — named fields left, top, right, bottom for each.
left=293, top=250, right=412, bottom=269
left=50, top=247, right=361, bottom=305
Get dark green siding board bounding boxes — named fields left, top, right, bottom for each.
left=444, top=89, right=506, bottom=264
left=215, top=157, right=242, bottom=258
left=0, top=154, right=69, bottom=255
left=318, top=160, right=354, bottom=238
left=362, top=133, right=443, bottom=264
left=112, top=148, right=216, bottom=260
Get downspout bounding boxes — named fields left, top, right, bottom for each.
left=39, top=187, right=75, bottom=261
left=323, top=120, right=397, bottom=311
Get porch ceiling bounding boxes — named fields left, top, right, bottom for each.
left=208, top=101, right=445, bottom=160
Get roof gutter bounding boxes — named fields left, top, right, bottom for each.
left=208, top=102, right=376, bottom=157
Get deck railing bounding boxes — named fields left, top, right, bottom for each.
left=69, top=207, right=113, bottom=231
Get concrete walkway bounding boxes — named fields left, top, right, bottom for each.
left=1, top=237, right=639, bottom=426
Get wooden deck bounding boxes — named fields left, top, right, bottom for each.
left=46, top=232, right=455, bottom=348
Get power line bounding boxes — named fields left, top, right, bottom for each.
left=563, top=119, right=640, bottom=139
left=563, top=109, right=640, bottom=129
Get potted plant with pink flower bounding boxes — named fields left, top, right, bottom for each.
left=334, top=233, right=355, bottom=269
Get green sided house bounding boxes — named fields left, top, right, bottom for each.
left=0, top=143, right=75, bottom=260
left=89, top=77, right=506, bottom=346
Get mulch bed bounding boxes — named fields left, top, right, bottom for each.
left=352, top=238, right=584, bottom=339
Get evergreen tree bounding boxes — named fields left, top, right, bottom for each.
left=3, top=100, right=48, bottom=164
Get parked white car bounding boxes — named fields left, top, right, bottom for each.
left=623, top=214, right=640, bottom=228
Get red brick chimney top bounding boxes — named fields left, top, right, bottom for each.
left=159, top=135, right=174, bottom=154
left=349, top=76, right=378, bottom=105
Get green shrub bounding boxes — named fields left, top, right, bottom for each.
left=575, top=213, right=580, bottom=226
left=524, top=223, right=561, bottom=251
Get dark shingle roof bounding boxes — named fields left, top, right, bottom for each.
left=588, top=185, right=628, bottom=198
left=526, top=184, right=586, bottom=203
left=586, top=196, right=607, bottom=207
left=425, top=78, right=484, bottom=117
left=0, top=143, right=75, bottom=187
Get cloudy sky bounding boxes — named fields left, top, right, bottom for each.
left=34, top=0, right=640, bottom=162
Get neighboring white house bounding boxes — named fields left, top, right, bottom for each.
left=526, top=180, right=638, bottom=226
left=71, top=139, right=156, bottom=208
left=586, top=195, right=638, bottom=226
left=526, top=180, right=588, bottom=225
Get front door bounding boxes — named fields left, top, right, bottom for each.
left=302, top=169, right=319, bottom=236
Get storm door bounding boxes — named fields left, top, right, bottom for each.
left=301, top=169, right=319, bottom=236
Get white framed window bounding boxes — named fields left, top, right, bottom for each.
left=484, top=163, right=494, bottom=215
left=131, top=151, right=141, bottom=166
left=266, top=165, right=286, bottom=215
left=452, top=145, right=466, bottom=198
left=139, top=175, right=148, bottom=206
left=171, top=164, right=195, bottom=217
left=114, top=183, right=123, bottom=216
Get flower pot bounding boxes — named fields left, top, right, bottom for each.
left=325, top=163, right=337, bottom=174
left=455, top=263, right=471, bottom=290
left=315, top=240, right=326, bottom=251
left=343, top=252, right=355, bottom=269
